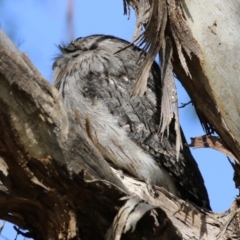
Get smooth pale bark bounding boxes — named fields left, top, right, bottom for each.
left=181, top=1, right=240, bottom=160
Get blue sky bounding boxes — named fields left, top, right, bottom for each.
left=0, top=0, right=238, bottom=238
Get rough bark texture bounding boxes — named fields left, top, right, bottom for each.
left=0, top=0, right=240, bottom=239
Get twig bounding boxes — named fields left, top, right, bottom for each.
left=178, top=100, right=192, bottom=108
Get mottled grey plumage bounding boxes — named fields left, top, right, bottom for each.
left=52, top=34, right=211, bottom=210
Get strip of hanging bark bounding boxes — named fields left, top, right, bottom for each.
left=159, top=37, right=182, bottom=159
left=186, top=135, right=236, bottom=159
left=131, top=0, right=167, bottom=97
left=125, top=0, right=202, bottom=158
left=167, top=0, right=202, bottom=74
